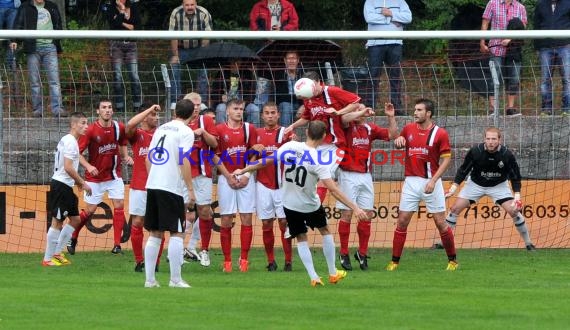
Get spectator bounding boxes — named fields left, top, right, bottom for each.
left=364, top=0, right=411, bottom=115
left=12, top=0, right=66, bottom=117
left=249, top=0, right=298, bottom=31
left=168, top=0, right=212, bottom=109
left=480, top=0, right=527, bottom=116
left=534, top=0, right=570, bottom=116
left=108, top=0, right=142, bottom=112
left=274, top=50, right=303, bottom=126
left=1, top=0, right=20, bottom=72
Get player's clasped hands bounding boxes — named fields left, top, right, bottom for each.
left=86, top=165, right=99, bottom=177
left=81, top=182, right=92, bottom=196
left=353, top=207, right=370, bottom=221
left=394, top=136, right=406, bottom=149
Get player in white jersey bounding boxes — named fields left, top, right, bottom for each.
left=43, top=112, right=92, bottom=266
left=234, top=120, right=369, bottom=287
left=143, top=99, right=195, bottom=288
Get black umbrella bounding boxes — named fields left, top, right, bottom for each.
left=256, top=40, right=343, bottom=69
left=185, top=42, right=262, bottom=68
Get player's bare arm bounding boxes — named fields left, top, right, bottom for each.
left=341, top=105, right=373, bottom=125
left=63, top=157, right=92, bottom=196
left=195, top=128, right=218, bottom=149
left=79, top=154, right=99, bottom=177
left=180, top=156, right=196, bottom=207
left=385, top=103, right=399, bottom=139
left=284, top=117, right=309, bottom=135
left=425, top=155, right=452, bottom=194
left=394, top=136, right=406, bottom=149
left=119, top=145, right=134, bottom=166
left=213, top=155, right=240, bottom=189
left=126, top=104, right=160, bottom=137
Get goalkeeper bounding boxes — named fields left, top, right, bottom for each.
left=441, top=127, right=536, bottom=250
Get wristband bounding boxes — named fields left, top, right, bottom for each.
left=243, top=172, right=251, bottom=178
left=514, top=193, right=521, bottom=200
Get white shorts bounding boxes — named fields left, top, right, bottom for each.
left=317, top=143, right=344, bottom=179
left=188, top=175, right=213, bottom=205
left=129, top=188, right=147, bottom=216
left=336, top=170, right=374, bottom=210
left=217, top=175, right=256, bottom=215
left=84, top=178, right=125, bottom=205
left=256, top=182, right=285, bottom=220
left=458, top=178, right=513, bottom=204
left=399, top=177, right=446, bottom=213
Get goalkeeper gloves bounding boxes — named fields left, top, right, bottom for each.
left=444, top=183, right=458, bottom=198
left=512, top=193, right=523, bottom=210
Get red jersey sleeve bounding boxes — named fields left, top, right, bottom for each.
left=118, top=122, right=128, bottom=146
left=370, top=123, right=390, bottom=142
left=328, top=86, right=361, bottom=106
left=438, top=128, right=452, bottom=157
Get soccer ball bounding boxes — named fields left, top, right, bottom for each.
left=294, top=78, right=316, bottom=98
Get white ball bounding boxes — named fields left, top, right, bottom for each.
left=294, top=78, right=316, bottom=98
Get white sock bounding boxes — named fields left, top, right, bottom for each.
left=169, top=236, right=184, bottom=283
left=187, top=218, right=200, bottom=250
left=297, top=241, right=319, bottom=280
left=144, top=236, right=161, bottom=283
left=56, top=224, right=75, bottom=254
left=446, top=213, right=458, bottom=230
left=322, top=234, right=337, bottom=275
left=513, top=213, right=532, bottom=245
left=44, top=228, right=60, bottom=261
left=184, top=220, right=192, bottom=234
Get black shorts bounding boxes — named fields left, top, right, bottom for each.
left=284, top=206, right=327, bottom=238
left=144, top=189, right=185, bottom=233
left=48, top=180, right=79, bottom=221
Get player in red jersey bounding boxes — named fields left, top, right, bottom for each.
left=284, top=71, right=362, bottom=203
left=336, top=102, right=398, bottom=271
left=68, top=99, right=133, bottom=255
left=125, top=103, right=166, bottom=272
left=214, top=98, right=259, bottom=272
left=255, top=102, right=295, bottom=271
left=183, top=92, right=218, bottom=267
left=386, top=98, right=458, bottom=271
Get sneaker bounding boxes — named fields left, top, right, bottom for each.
left=284, top=226, right=291, bottom=239
left=169, top=280, right=191, bottom=288
left=385, top=261, right=399, bottom=271
left=339, top=254, right=352, bottom=271
left=431, top=242, right=444, bottom=250
left=446, top=260, right=459, bottom=271
left=266, top=260, right=278, bottom=272
left=526, top=244, right=537, bottom=251
left=144, top=280, right=160, bottom=288
left=199, top=250, right=211, bottom=267
left=328, top=269, right=348, bottom=284
left=223, top=261, right=232, bottom=273
left=311, top=277, right=324, bottom=287
left=183, top=248, right=200, bottom=262
left=134, top=261, right=144, bottom=272
left=239, top=258, right=249, bottom=272
left=283, top=262, right=292, bottom=272
left=67, top=238, right=77, bottom=255
left=354, top=251, right=369, bottom=271
left=52, top=253, right=71, bottom=265
left=155, top=265, right=159, bottom=272
left=42, top=259, right=62, bottom=267
left=111, top=245, right=122, bottom=254
left=506, top=108, right=521, bottom=116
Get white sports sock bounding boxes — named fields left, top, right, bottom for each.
left=56, top=224, right=75, bottom=254
left=169, top=236, right=184, bottom=283
left=322, top=234, right=337, bottom=275
left=43, top=228, right=60, bottom=261
left=144, top=236, right=162, bottom=283
left=513, top=213, right=532, bottom=245
left=446, top=213, right=458, bottom=230
left=297, top=241, right=319, bottom=280
left=187, top=218, right=200, bottom=249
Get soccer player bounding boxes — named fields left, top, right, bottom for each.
left=126, top=103, right=166, bottom=272
left=337, top=102, right=398, bottom=271
left=143, top=99, right=195, bottom=288
left=442, top=127, right=536, bottom=250
left=284, top=71, right=361, bottom=203
left=386, top=98, right=459, bottom=271
left=183, top=92, right=218, bottom=267
left=256, top=102, right=295, bottom=272
left=68, top=99, right=133, bottom=255
left=214, top=98, right=259, bottom=272
left=43, top=112, right=92, bottom=266
left=235, top=120, right=369, bottom=286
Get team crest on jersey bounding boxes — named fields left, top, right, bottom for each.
left=407, top=134, right=413, bottom=142
left=498, top=161, right=504, bottom=168
left=95, top=135, right=101, bottom=143
left=63, top=211, right=68, bottom=217
left=223, top=134, right=229, bottom=142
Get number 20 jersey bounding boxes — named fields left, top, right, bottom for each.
left=276, top=141, right=331, bottom=213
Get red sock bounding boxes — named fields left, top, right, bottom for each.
left=112, top=208, right=125, bottom=246
left=279, top=222, right=292, bottom=263
left=262, top=223, right=275, bottom=263
left=157, top=237, right=165, bottom=265
left=72, top=210, right=90, bottom=239
left=357, top=221, right=371, bottom=256
left=220, top=227, right=232, bottom=262
left=130, top=225, right=144, bottom=263
left=316, top=187, right=328, bottom=203
left=392, top=226, right=407, bottom=261
left=199, top=218, right=213, bottom=251
left=337, top=220, right=351, bottom=255
left=440, top=226, right=457, bottom=260
left=240, top=225, right=253, bottom=260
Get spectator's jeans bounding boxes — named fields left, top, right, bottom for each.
left=0, top=7, right=17, bottom=71
left=111, top=41, right=142, bottom=110
left=367, top=44, right=402, bottom=111
left=278, top=101, right=299, bottom=127
left=539, top=46, right=570, bottom=112
left=489, top=56, right=521, bottom=96
left=27, top=44, right=63, bottom=114
left=171, top=48, right=208, bottom=105
left=216, top=102, right=260, bottom=126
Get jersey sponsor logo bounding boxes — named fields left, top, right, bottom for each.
left=352, top=137, right=370, bottom=147
left=408, top=147, right=428, bottom=157
left=138, top=146, right=149, bottom=156
left=309, top=106, right=327, bottom=117
left=480, top=171, right=502, bottom=178
left=98, top=143, right=117, bottom=154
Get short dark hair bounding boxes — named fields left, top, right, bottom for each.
left=175, top=99, right=194, bottom=119
left=227, top=98, right=245, bottom=108
left=303, top=71, right=321, bottom=83
left=262, top=101, right=278, bottom=111
left=96, top=98, right=112, bottom=109
left=307, top=120, right=326, bottom=140
left=69, top=112, right=86, bottom=126
left=415, top=98, right=436, bottom=118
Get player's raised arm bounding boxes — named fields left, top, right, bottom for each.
left=126, top=104, right=160, bottom=137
